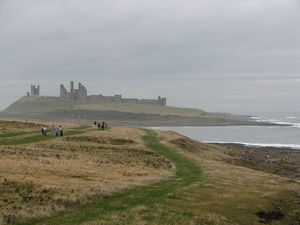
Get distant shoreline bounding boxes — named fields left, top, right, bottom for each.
left=140, top=122, right=287, bottom=127
left=109, top=119, right=287, bottom=127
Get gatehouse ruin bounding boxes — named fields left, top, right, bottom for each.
left=60, top=81, right=87, bottom=100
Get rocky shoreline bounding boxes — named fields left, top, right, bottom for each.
left=216, top=143, right=300, bottom=182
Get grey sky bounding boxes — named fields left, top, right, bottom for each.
left=1, top=0, right=300, bottom=113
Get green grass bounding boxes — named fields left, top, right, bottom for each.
left=72, top=125, right=92, bottom=130
left=142, top=130, right=202, bottom=184
left=0, top=128, right=88, bottom=145
left=0, top=131, right=28, bottom=138
left=6, top=128, right=300, bottom=225
left=16, top=129, right=203, bottom=225
left=0, top=130, right=39, bottom=139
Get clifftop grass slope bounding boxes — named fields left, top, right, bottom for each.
left=0, top=120, right=299, bottom=224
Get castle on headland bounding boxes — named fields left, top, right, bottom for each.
left=27, top=85, right=40, bottom=96
left=28, top=81, right=167, bottom=105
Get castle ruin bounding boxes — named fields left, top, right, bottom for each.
left=30, top=85, right=40, bottom=96
left=27, top=82, right=167, bottom=105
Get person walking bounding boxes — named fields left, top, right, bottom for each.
left=59, top=126, right=63, bottom=136
left=56, top=127, right=59, bottom=137
left=50, top=124, right=55, bottom=135
left=43, top=127, right=47, bottom=136
left=97, top=122, right=101, bottom=130
left=101, top=121, right=105, bottom=130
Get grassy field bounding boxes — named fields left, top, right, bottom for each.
left=0, top=120, right=299, bottom=224
left=0, top=121, right=173, bottom=224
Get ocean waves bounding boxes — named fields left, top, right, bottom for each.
left=251, top=116, right=300, bottom=128
left=204, top=141, right=300, bottom=150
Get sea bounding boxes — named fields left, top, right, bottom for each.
left=152, top=112, right=300, bottom=150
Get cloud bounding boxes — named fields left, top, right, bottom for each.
left=0, top=0, right=300, bottom=112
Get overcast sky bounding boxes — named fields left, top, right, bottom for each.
left=0, top=0, right=300, bottom=114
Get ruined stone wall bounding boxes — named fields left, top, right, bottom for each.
left=88, top=95, right=122, bottom=102
left=122, top=98, right=139, bottom=103
left=140, top=96, right=167, bottom=105
left=140, top=99, right=159, bottom=104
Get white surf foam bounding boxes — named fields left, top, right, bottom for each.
left=204, top=141, right=300, bottom=149
left=270, top=121, right=300, bottom=128
left=251, top=115, right=300, bottom=128
left=149, top=127, right=162, bottom=129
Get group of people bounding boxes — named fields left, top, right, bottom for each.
left=41, top=124, right=63, bottom=136
left=94, top=121, right=108, bottom=130
left=41, top=121, right=109, bottom=137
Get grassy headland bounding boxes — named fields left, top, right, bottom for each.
left=0, top=120, right=299, bottom=224
left=0, top=96, right=263, bottom=126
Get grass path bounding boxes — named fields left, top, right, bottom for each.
left=0, top=126, right=91, bottom=145
left=0, top=131, right=39, bottom=139
left=17, top=129, right=202, bottom=225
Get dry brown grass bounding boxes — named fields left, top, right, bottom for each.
left=1, top=122, right=299, bottom=225
left=156, top=130, right=300, bottom=224
left=0, top=126, right=174, bottom=224
left=84, top=130, right=300, bottom=224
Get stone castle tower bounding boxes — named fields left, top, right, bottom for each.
left=30, top=85, right=40, bottom=96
